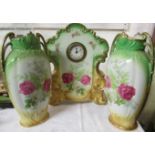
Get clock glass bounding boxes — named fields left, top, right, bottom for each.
left=67, top=42, right=87, bottom=62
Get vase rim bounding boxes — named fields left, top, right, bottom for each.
left=10, top=32, right=41, bottom=50
left=113, top=32, right=146, bottom=51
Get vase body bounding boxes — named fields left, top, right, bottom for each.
left=1, top=32, right=51, bottom=127
left=104, top=33, right=154, bottom=130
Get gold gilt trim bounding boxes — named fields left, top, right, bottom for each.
left=49, top=70, right=65, bottom=105
left=20, top=110, right=49, bottom=127
left=90, top=65, right=107, bottom=105
left=109, top=113, right=138, bottom=131
left=64, top=90, right=91, bottom=102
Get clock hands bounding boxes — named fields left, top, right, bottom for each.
left=75, top=47, right=79, bottom=54
left=75, top=47, right=82, bottom=54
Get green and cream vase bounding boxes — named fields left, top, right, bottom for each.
left=104, top=32, right=154, bottom=130
left=1, top=32, right=52, bottom=127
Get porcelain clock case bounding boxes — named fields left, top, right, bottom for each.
left=1, top=32, right=52, bottom=127
left=104, top=32, right=154, bottom=130
left=47, top=23, right=109, bottom=105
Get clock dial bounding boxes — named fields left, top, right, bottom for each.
left=67, top=42, right=86, bottom=62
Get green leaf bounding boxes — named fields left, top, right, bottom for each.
left=25, top=99, right=32, bottom=108
left=25, top=98, right=36, bottom=109
left=76, top=88, right=85, bottom=95
left=66, top=83, right=73, bottom=91
left=116, top=94, right=126, bottom=105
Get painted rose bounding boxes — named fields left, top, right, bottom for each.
left=104, top=75, right=111, bottom=88
left=62, top=73, right=74, bottom=84
left=43, top=79, right=51, bottom=92
left=19, top=81, right=36, bottom=95
left=80, top=75, right=91, bottom=85
left=117, top=84, right=136, bottom=101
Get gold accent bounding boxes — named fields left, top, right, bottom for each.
left=64, top=90, right=91, bottom=102
left=20, top=110, right=49, bottom=127
left=0, top=82, right=7, bottom=94
left=49, top=70, right=65, bottom=105
left=90, top=67, right=106, bottom=105
left=109, top=112, right=138, bottom=131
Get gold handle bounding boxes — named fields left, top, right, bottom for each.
left=1, top=32, right=15, bottom=72
left=142, top=32, right=154, bottom=66
left=0, top=32, right=15, bottom=91
left=36, top=33, right=47, bottom=55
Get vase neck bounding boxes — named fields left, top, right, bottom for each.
left=11, top=32, right=41, bottom=50
left=114, top=36, right=145, bottom=51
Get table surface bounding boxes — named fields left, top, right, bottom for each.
left=0, top=102, right=144, bottom=132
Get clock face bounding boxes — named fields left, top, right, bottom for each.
left=67, top=42, right=87, bottom=62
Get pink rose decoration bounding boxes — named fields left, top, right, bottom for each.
left=104, top=75, right=111, bottom=88
left=43, top=79, right=51, bottom=92
left=117, top=84, right=136, bottom=101
left=80, top=75, right=91, bottom=85
left=62, top=73, right=74, bottom=84
left=19, top=81, right=36, bottom=95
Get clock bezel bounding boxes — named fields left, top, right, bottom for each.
left=66, top=42, right=87, bottom=63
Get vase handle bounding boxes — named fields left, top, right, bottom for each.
left=1, top=32, right=15, bottom=72
left=36, top=33, right=47, bottom=55
left=142, top=32, right=155, bottom=69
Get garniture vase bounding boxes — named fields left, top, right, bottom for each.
left=104, top=32, right=154, bottom=130
left=1, top=32, right=52, bottom=127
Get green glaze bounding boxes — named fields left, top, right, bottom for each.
left=114, top=36, right=145, bottom=51
left=5, top=32, right=48, bottom=72
left=111, top=33, right=154, bottom=85
left=11, top=32, right=41, bottom=50
left=5, top=50, right=48, bottom=73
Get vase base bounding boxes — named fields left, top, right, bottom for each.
left=20, top=112, right=49, bottom=127
left=109, top=115, right=138, bottom=131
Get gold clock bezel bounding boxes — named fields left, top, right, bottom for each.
left=66, top=42, right=87, bottom=62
